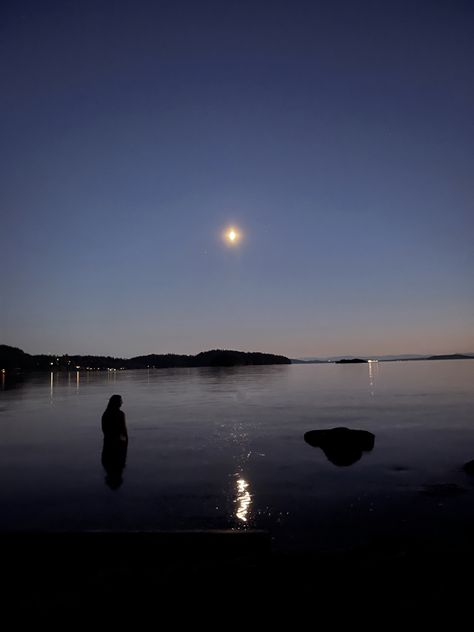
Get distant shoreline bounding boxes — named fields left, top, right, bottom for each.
left=2, top=344, right=473, bottom=373
left=293, top=353, right=474, bottom=364
left=0, top=345, right=291, bottom=372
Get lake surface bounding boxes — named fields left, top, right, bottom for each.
left=1, top=361, right=473, bottom=553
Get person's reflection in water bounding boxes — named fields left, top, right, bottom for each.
left=101, top=394, right=128, bottom=490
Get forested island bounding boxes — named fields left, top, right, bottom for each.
left=0, top=345, right=291, bottom=371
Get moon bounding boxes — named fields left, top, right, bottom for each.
left=224, top=226, right=241, bottom=245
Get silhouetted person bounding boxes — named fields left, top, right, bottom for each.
left=102, top=394, right=128, bottom=442
left=101, top=394, right=128, bottom=489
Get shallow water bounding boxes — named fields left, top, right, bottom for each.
left=1, top=360, right=473, bottom=552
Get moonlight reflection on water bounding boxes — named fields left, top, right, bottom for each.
left=235, top=477, right=252, bottom=523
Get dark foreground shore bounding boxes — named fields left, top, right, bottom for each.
left=2, top=530, right=474, bottom=623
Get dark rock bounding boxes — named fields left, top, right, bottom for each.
left=463, top=460, right=474, bottom=475
left=304, top=427, right=375, bottom=467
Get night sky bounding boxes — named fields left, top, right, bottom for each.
left=1, top=0, right=473, bottom=358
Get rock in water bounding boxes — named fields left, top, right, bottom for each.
left=463, top=460, right=474, bottom=475
left=304, top=427, right=375, bottom=467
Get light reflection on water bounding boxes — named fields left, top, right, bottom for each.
left=368, top=361, right=378, bottom=397
left=235, top=477, right=252, bottom=523
left=0, top=361, right=474, bottom=551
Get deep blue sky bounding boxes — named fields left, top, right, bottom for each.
left=1, top=0, right=473, bottom=357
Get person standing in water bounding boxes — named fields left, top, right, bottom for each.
left=101, top=394, right=128, bottom=489
left=101, top=394, right=128, bottom=442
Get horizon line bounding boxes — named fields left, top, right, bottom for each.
left=2, top=343, right=474, bottom=361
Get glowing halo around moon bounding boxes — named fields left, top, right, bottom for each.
left=223, top=226, right=242, bottom=246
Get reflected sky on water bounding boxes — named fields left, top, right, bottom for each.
left=1, top=361, right=474, bottom=551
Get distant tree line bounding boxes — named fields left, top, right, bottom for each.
left=0, top=345, right=291, bottom=371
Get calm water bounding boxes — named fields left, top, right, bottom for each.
left=1, top=361, right=473, bottom=552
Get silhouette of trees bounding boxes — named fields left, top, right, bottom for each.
left=0, top=345, right=291, bottom=372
